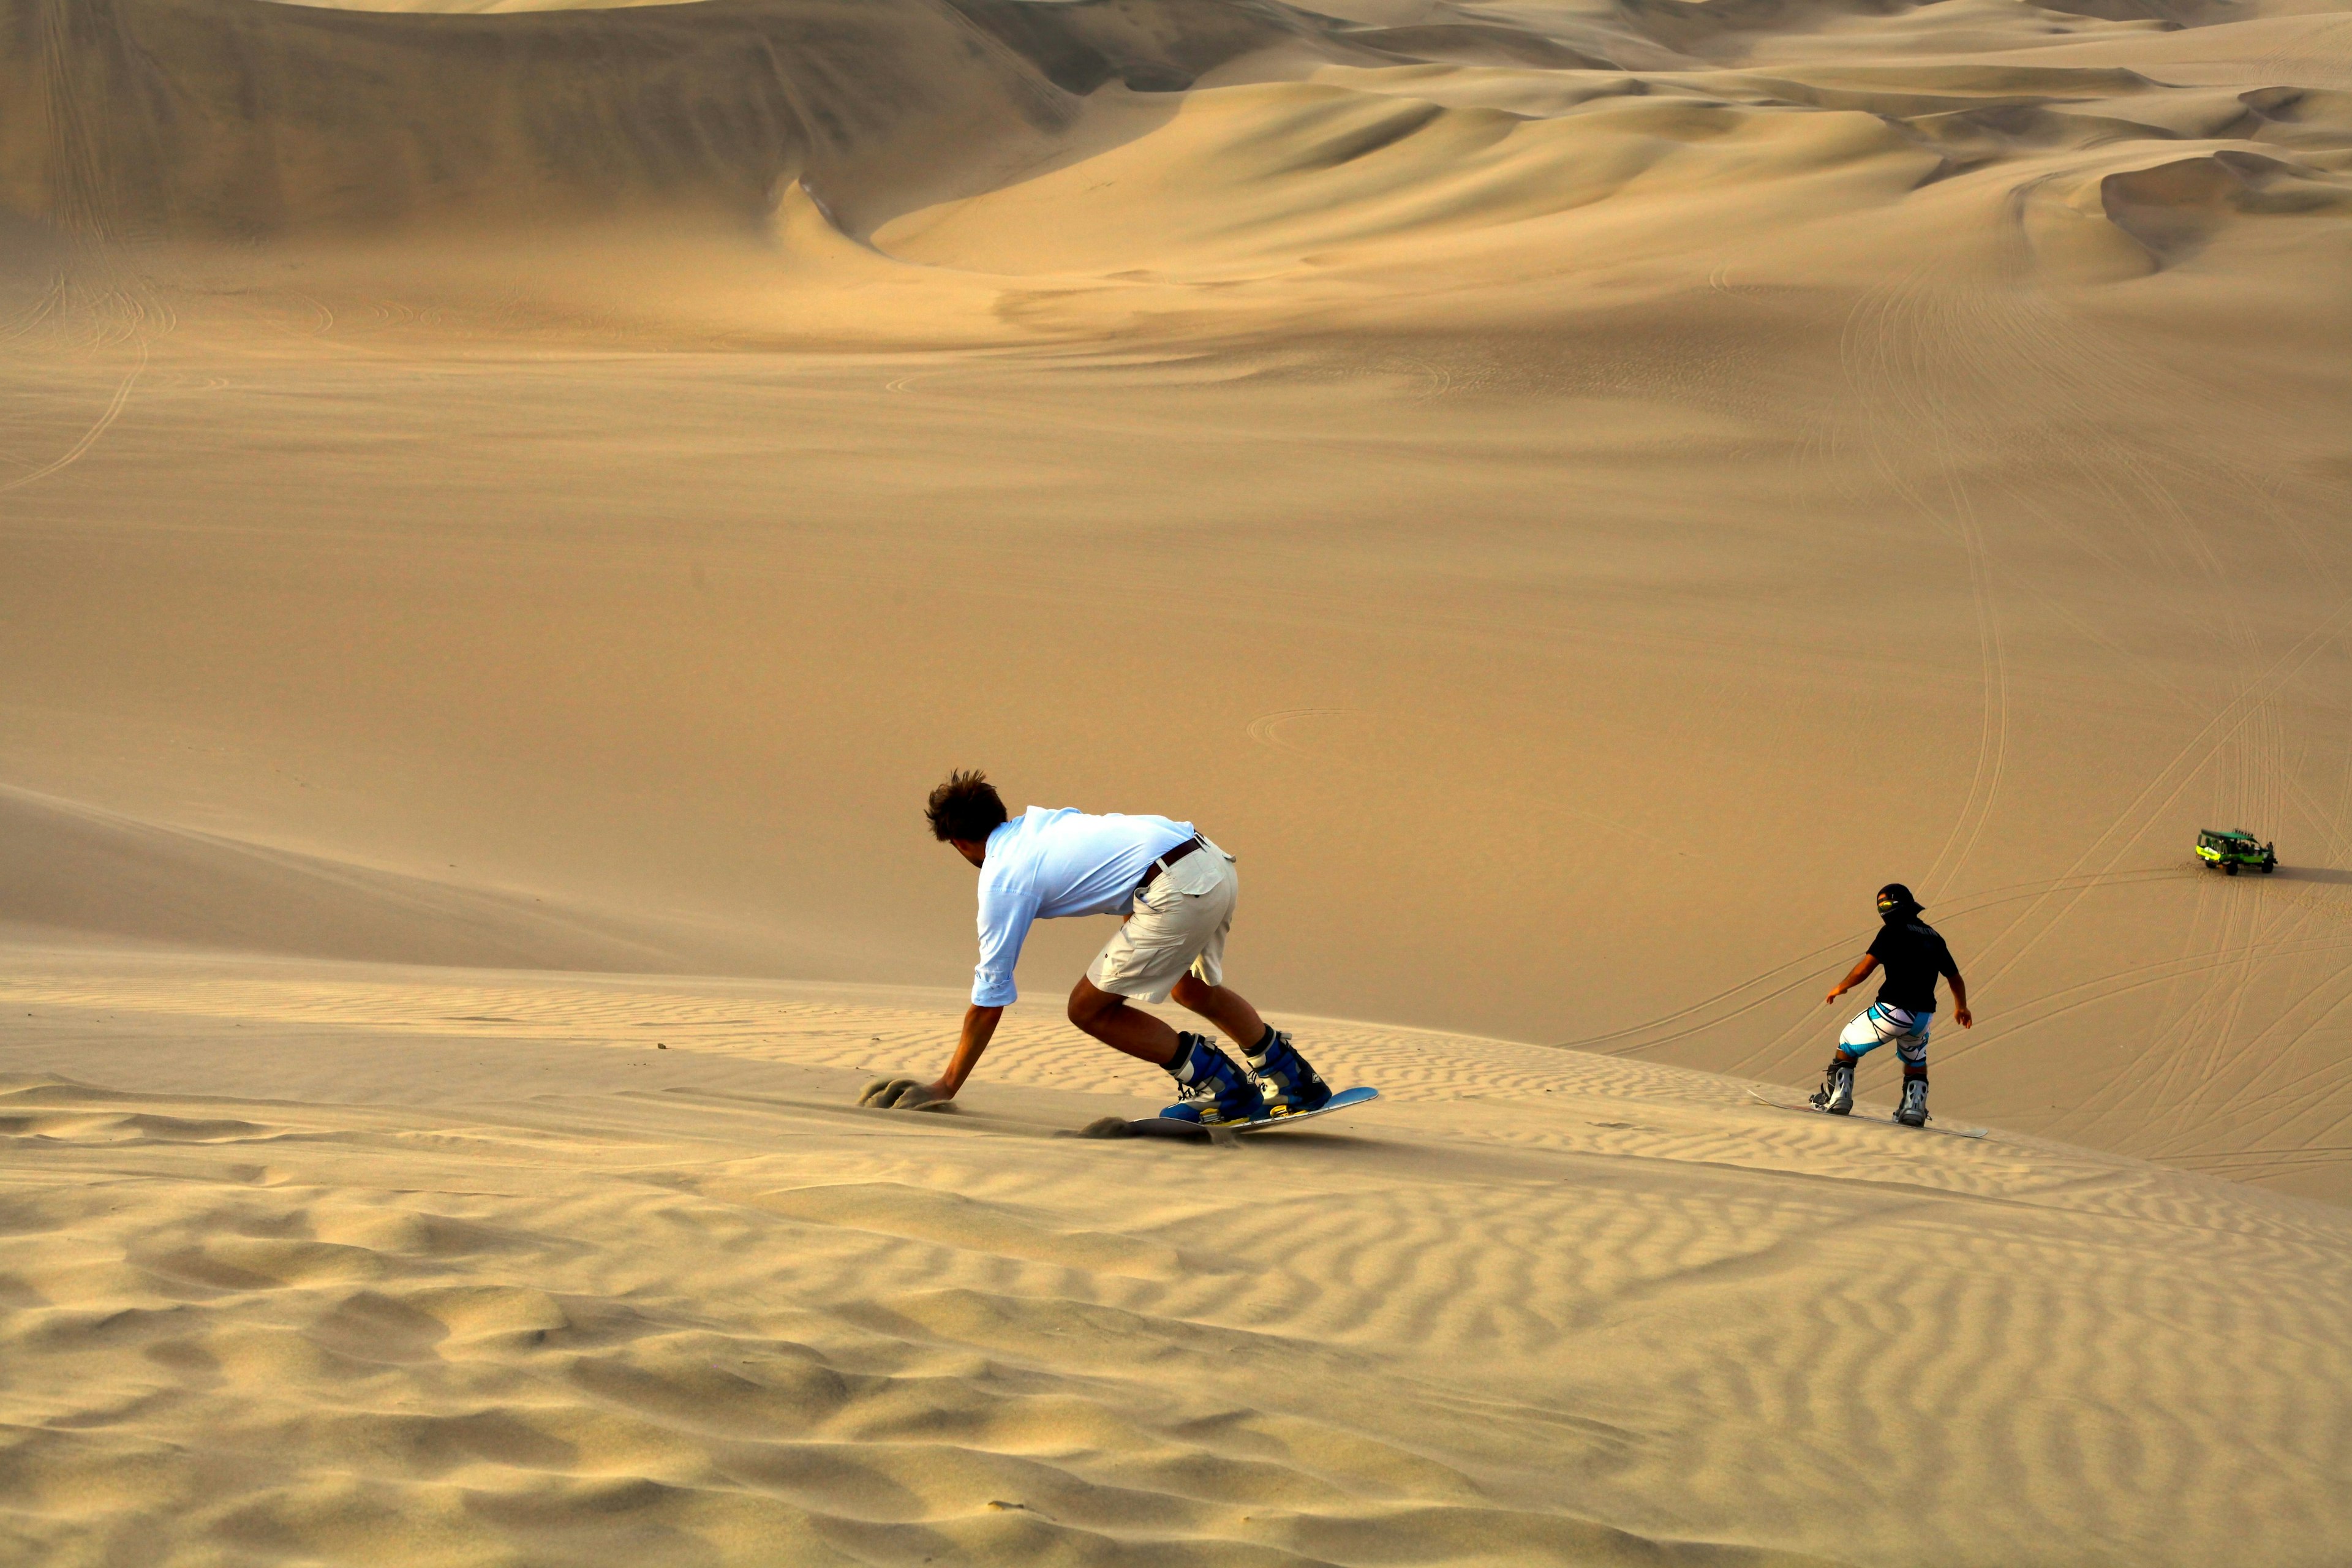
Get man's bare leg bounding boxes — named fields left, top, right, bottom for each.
left=1068, top=977, right=1185, bottom=1065
left=1072, top=973, right=1279, bottom=1062
left=1068, top=974, right=1271, bottom=1064
left=1169, top=973, right=1268, bottom=1052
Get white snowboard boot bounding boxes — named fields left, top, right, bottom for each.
left=1896, top=1077, right=1929, bottom=1127
left=1810, top=1060, right=1855, bottom=1116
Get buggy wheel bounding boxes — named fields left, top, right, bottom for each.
left=2261, top=862, right=2275, bottom=875
left=2226, top=861, right=2239, bottom=876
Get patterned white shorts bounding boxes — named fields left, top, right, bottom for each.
left=1840, top=1003, right=1932, bottom=1065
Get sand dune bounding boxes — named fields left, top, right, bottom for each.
left=6, top=0, right=2344, bottom=321
left=4, top=0, right=2352, bottom=1556
left=6, top=318, right=2347, bottom=1194
left=1, top=0, right=1301, bottom=241
left=3, top=951, right=2350, bottom=1565
left=0, top=781, right=734, bottom=967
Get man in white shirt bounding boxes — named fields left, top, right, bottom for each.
left=895, top=769, right=1331, bottom=1125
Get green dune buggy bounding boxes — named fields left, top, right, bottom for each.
left=2197, top=829, right=2277, bottom=875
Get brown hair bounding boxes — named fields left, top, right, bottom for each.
left=925, top=769, right=1008, bottom=843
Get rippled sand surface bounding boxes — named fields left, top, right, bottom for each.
left=5, top=0, right=2352, bottom=1556
left=5, top=951, right=2350, bottom=1564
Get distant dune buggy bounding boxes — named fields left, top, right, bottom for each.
left=2197, top=829, right=2277, bottom=875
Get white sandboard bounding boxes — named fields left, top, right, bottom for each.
left=1748, top=1091, right=1988, bottom=1140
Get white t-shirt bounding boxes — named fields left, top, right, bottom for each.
left=970, top=806, right=1194, bottom=1006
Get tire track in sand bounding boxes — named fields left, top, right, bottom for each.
left=3, top=2, right=162, bottom=498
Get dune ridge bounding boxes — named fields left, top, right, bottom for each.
left=0, top=782, right=755, bottom=969
left=0, top=0, right=1303, bottom=241
left=3, top=0, right=2345, bottom=330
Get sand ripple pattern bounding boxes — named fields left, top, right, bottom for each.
left=3, top=957, right=2350, bottom=1564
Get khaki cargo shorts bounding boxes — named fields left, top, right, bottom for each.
left=1087, top=839, right=1237, bottom=1003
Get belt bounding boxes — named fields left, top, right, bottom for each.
left=1137, top=835, right=1207, bottom=892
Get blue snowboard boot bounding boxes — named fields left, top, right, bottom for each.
left=1246, top=1028, right=1332, bottom=1118
left=1160, top=1033, right=1267, bottom=1126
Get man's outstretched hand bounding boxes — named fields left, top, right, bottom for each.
left=858, top=1077, right=956, bottom=1112
left=862, top=1006, right=997, bottom=1112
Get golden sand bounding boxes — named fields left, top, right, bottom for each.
left=3, top=0, right=2351, bottom=1556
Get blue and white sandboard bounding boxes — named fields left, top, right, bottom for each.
left=1230, top=1084, right=1381, bottom=1133
left=1087, top=1085, right=1382, bottom=1140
